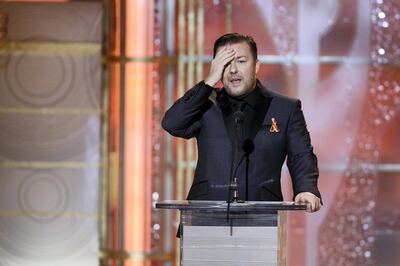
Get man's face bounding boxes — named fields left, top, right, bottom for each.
left=219, top=42, right=260, bottom=97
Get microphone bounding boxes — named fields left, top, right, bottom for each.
left=233, top=110, right=244, bottom=124
left=242, top=139, right=254, bottom=201
left=242, top=139, right=255, bottom=154
left=229, top=139, right=254, bottom=203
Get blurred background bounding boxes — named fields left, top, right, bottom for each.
left=0, top=0, right=399, bottom=266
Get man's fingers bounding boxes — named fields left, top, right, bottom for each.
left=215, top=49, right=235, bottom=63
left=212, top=48, right=235, bottom=72
left=294, top=194, right=306, bottom=203
left=296, top=197, right=313, bottom=212
left=315, top=199, right=321, bottom=212
left=309, top=201, right=315, bottom=212
left=295, top=192, right=321, bottom=213
left=215, top=48, right=233, bottom=59
left=216, top=47, right=234, bottom=57
left=218, top=51, right=235, bottom=66
left=309, top=198, right=321, bottom=213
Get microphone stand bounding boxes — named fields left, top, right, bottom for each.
left=227, top=109, right=245, bottom=227
left=229, top=109, right=244, bottom=203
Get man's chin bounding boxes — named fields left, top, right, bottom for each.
left=225, top=86, right=245, bottom=97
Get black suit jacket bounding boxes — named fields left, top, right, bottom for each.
left=162, top=80, right=321, bottom=201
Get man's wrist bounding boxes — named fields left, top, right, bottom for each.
left=204, top=76, right=218, bottom=87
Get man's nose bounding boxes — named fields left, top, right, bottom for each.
left=229, top=61, right=238, bottom=73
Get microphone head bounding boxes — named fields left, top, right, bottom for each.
left=242, top=139, right=255, bottom=154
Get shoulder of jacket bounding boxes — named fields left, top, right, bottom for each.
left=270, top=91, right=298, bottom=105
left=257, top=79, right=298, bottom=105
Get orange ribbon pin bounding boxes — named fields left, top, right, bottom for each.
left=270, top=118, right=280, bottom=133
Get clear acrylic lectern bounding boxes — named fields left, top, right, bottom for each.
left=156, top=200, right=307, bottom=266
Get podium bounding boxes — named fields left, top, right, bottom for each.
left=156, top=200, right=307, bottom=266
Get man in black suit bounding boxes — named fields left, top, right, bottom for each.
left=162, top=33, right=321, bottom=212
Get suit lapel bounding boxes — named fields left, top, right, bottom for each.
left=248, top=93, right=271, bottom=141
left=248, top=81, right=273, bottom=140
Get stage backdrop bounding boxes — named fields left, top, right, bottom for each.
left=1, top=1, right=399, bottom=266
left=0, top=2, right=103, bottom=266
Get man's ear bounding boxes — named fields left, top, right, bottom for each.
left=255, top=59, right=260, bottom=74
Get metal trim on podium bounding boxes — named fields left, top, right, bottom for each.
left=156, top=200, right=307, bottom=266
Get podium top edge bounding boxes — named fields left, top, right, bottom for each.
left=155, top=200, right=308, bottom=211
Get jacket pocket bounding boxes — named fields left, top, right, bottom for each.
left=187, top=179, right=208, bottom=199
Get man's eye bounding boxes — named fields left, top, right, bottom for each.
left=237, top=60, right=246, bottom=64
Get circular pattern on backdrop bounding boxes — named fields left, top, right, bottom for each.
left=0, top=113, right=100, bottom=162
left=83, top=53, right=101, bottom=108
left=0, top=53, right=11, bottom=69
left=0, top=3, right=101, bottom=264
left=0, top=5, right=102, bottom=159
left=17, top=171, right=68, bottom=223
left=1, top=4, right=92, bottom=107
left=4, top=37, right=75, bottom=107
left=84, top=9, right=102, bottom=108
left=0, top=169, right=97, bottom=262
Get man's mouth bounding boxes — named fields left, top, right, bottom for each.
left=229, top=77, right=242, bottom=86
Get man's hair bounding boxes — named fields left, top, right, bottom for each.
left=213, top=33, right=258, bottom=60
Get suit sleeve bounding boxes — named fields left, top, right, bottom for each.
left=161, top=81, right=214, bottom=139
left=286, top=100, right=322, bottom=201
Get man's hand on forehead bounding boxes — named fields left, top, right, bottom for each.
left=205, top=46, right=235, bottom=87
